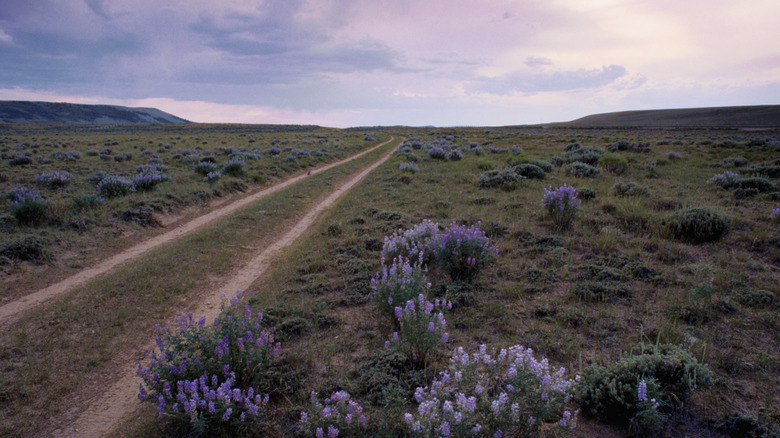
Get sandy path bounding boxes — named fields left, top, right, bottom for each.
left=0, top=138, right=396, bottom=329
left=51, top=138, right=401, bottom=438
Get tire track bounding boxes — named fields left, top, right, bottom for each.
left=0, top=138, right=397, bottom=329
left=51, top=137, right=402, bottom=437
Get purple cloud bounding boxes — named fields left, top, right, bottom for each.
left=470, top=64, right=628, bottom=95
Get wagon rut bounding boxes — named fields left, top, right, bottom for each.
left=49, top=137, right=401, bottom=437
left=0, top=138, right=396, bottom=329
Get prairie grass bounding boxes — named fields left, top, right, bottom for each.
left=5, top=126, right=780, bottom=437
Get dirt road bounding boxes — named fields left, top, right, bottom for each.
left=50, top=137, right=402, bottom=437
left=0, top=137, right=397, bottom=329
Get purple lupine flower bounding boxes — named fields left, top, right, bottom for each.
left=327, top=425, right=339, bottom=438
left=222, top=408, right=232, bottom=421
left=637, top=380, right=647, bottom=402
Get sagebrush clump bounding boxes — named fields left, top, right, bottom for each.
left=662, top=207, right=732, bottom=244
left=576, top=344, right=713, bottom=433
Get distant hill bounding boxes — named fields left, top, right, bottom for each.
left=548, top=105, right=780, bottom=129
left=0, top=101, right=191, bottom=124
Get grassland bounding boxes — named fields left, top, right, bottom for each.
left=2, top=124, right=779, bottom=437
left=0, top=124, right=378, bottom=299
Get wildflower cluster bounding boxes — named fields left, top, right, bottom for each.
left=6, top=186, right=39, bottom=203
left=371, top=257, right=431, bottom=321
left=447, top=149, right=463, bottom=161
left=222, top=159, right=245, bottom=176
left=204, top=171, right=222, bottom=184
left=268, top=147, right=281, bottom=155
left=7, top=187, right=48, bottom=224
left=97, top=175, right=135, bottom=198
left=381, top=219, right=438, bottom=266
left=133, top=166, right=169, bottom=191
left=433, top=221, right=498, bottom=282
left=137, top=292, right=279, bottom=435
left=667, top=151, right=681, bottom=160
left=35, top=171, right=71, bottom=188
left=387, top=294, right=451, bottom=367
left=511, top=145, right=523, bottom=155
left=709, top=171, right=739, bottom=188
left=404, top=344, right=579, bottom=437
left=194, top=161, right=219, bottom=175
left=400, top=162, right=419, bottom=173
left=542, top=184, right=581, bottom=229
left=299, top=391, right=368, bottom=437
left=772, top=205, right=780, bottom=222
left=138, top=372, right=269, bottom=436
left=381, top=220, right=497, bottom=283
left=427, top=147, right=446, bottom=160
left=137, top=163, right=169, bottom=174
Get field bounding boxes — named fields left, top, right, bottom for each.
left=1, top=124, right=779, bottom=437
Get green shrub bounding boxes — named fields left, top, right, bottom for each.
left=578, top=187, right=597, bottom=200
left=550, top=156, right=564, bottom=166
left=564, top=147, right=604, bottom=165
left=475, top=159, right=494, bottom=171
left=662, top=207, right=732, bottom=244
left=533, top=159, right=553, bottom=172
left=193, top=161, right=219, bottom=175
left=722, top=156, right=748, bottom=167
left=222, top=159, right=245, bottom=176
left=0, top=235, right=50, bottom=263
left=478, top=170, right=522, bottom=191
left=7, top=187, right=48, bottom=225
left=564, top=162, right=601, bottom=178
left=71, top=193, right=104, bottom=211
left=564, top=142, right=582, bottom=152
left=599, top=153, right=628, bottom=175
left=748, top=164, right=780, bottom=178
left=576, top=344, right=714, bottom=427
left=733, top=177, right=773, bottom=192
left=572, top=280, right=632, bottom=302
left=514, top=163, right=546, bottom=180
left=613, top=181, right=650, bottom=197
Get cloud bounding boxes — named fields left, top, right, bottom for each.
left=524, top=57, right=553, bottom=68
left=0, top=27, right=12, bottom=45
left=470, top=64, right=627, bottom=95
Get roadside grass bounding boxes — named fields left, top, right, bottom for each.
left=0, top=127, right=375, bottom=299
left=0, top=135, right=398, bottom=436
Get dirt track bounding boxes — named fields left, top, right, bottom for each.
left=50, top=137, right=401, bottom=437
left=0, top=138, right=396, bottom=329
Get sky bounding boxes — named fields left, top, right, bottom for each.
left=0, top=0, right=778, bottom=127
